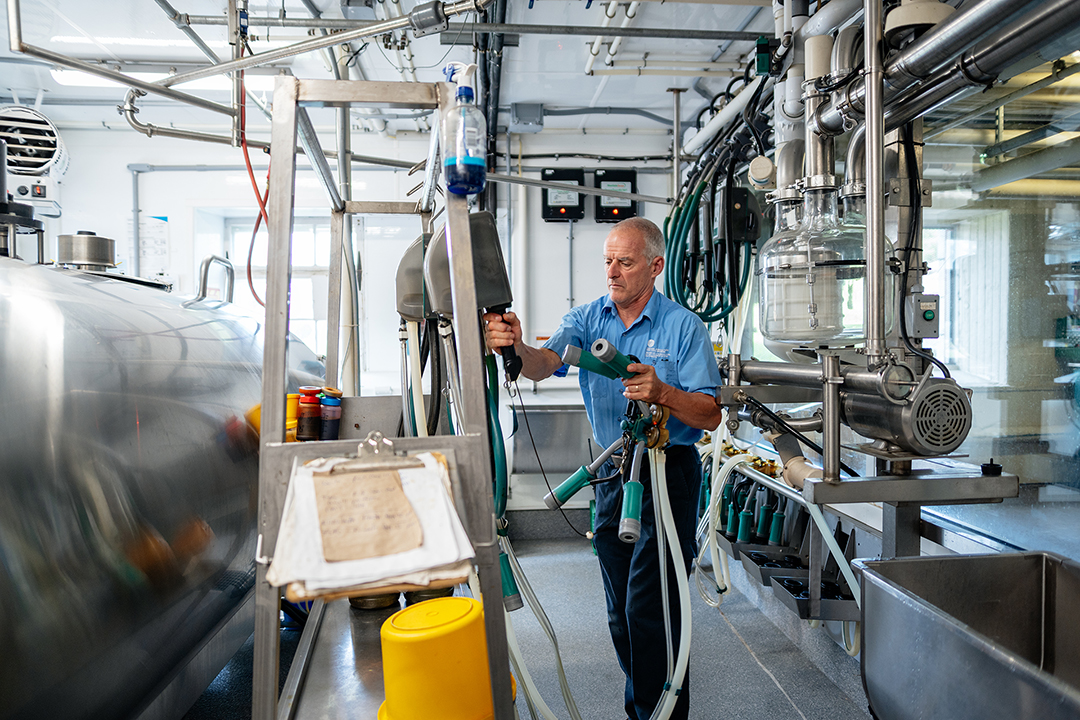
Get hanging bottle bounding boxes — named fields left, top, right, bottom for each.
left=441, top=62, right=486, bottom=196
left=758, top=185, right=868, bottom=346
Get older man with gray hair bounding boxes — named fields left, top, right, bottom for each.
left=484, top=216, right=722, bottom=720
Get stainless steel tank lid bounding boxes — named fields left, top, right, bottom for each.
left=57, top=230, right=116, bottom=268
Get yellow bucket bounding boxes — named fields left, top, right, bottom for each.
left=378, top=597, right=514, bottom=720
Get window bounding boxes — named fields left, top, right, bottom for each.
left=228, top=217, right=331, bottom=357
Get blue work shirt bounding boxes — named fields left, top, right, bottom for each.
left=542, top=289, right=722, bottom=450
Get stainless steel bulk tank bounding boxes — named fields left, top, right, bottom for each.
left=0, top=257, right=322, bottom=719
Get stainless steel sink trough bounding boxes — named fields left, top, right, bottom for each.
left=855, top=552, right=1080, bottom=720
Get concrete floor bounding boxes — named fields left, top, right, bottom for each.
left=506, top=538, right=870, bottom=720
left=185, top=538, right=870, bottom=720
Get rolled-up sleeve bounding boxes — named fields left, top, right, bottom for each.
left=541, top=306, right=588, bottom=378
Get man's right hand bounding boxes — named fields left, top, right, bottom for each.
left=483, top=311, right=522, bottom=355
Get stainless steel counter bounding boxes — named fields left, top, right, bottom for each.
left=293, top=599, right=396, bottom=720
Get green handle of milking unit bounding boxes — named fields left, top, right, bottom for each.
left=499, top=551, right=523, bottom=611
left=621, top=480, right=643, bottom=525
left=737, top=509, right=754, bottom=544
left=720, top=483, right=733, bottom=533
left=562, top=345, right=621, bottom=380
left=726, top=501, right=738, bottom=537
left=591, top=338, right=636, bottom=380
left=619, top=479, right=644, bottom=543
left=545, top=465, right=594, bottom=510
left=485, top=355, right=509, bottom=520
left=768, top=510, right=785, bottom=546
left=756, top=506, right=773, bottom=540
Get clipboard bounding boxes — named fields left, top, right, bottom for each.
left=271, top=432, right=473, bottom=602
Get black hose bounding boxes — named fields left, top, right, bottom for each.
left=899, top=124, right=951, bottom=379
left=742, top=395, right=861, bottom=478
left=425, top=320, right=443, bottom=435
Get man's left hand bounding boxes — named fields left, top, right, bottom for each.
left=623, top=363, right=666, bottom=404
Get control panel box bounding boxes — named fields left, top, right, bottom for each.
left=905, top=293, right=940, bottom=339
left=541, top=168, right=585, bottom=222
left=593, top=169, right=638, bottom=223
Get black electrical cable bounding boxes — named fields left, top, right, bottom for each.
left=813, top=62, right=863, bottom=94
left=742, top=76, right=769, bottom=157
left=425, top=321, right=443, bottom=436
left=513, top=380, right=589, bottom=538
left=742, top=395, right=861, bottom=478
left=900, top=124, right=951, bottom=379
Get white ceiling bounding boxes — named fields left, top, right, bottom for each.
left=0, top=0, right=775, bottom=134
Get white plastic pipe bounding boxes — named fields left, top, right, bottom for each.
left=683, top=77, right=774, bottom=155
left=806, top=502, right=861, bottom=609
left=505, top=617, right=561, bottom=720
left=797, top=0, right=862, bottom=39
left=585, top=1, right=619, bottom=75
left=406, top=321, right=428, bottom=437
left=603, top=2, right=640, bottom=67
left=647, top=448, right=693, bottom=720
left=696, top=453, right=753, bottom=606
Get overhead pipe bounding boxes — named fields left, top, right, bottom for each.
left=151, top=0, right=497, bottom=88
left=585, top=1, right=619, bottom=76
left=6, top=0, right=233, bottom=116
left=602, top=2, right=641, bottom=67
left=815, top=0, right=1074, bottom=135
left=926, top=61, right=1080, bottom=141
left=971, top=135, right=1080, bottom=193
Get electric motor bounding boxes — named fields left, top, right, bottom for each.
left=842, top=377, right=973, bottom=456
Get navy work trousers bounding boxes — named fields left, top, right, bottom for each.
left=592, top=444, right=702, bottom=720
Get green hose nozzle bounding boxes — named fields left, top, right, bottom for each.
left=562, top=345, right=621, bottom=380
left=756, top=506, right=773, bottom=540
left=544, top=465, right=594, bottom=510
left=499, top=551, right=523, bottom=612
left=618, top=479, right=644, bottom=544
left=591, top=338, right=636, bottom=380
left=737, top=509, right=754, bottom=544
left=768, top=510, right=785, bottom=546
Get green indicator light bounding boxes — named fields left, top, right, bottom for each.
left=923, top=309, right=936, bottom=321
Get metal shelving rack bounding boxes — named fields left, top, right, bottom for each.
left=253, top=77, right=513, bottom=720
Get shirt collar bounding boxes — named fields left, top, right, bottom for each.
left=602, top=288, right=660, bottom=329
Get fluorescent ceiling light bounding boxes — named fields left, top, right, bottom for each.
left=51, top=35, right=230, bottom=48
left=50, top=35, right=311, bottom=50
left=50, top=68, right=277, bottom=92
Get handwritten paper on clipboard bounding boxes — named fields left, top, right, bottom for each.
left=312, top=470, right=424, bottom=562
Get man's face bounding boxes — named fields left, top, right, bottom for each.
left=603, top=228, right=663, bottom=308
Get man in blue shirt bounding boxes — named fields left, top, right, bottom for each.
left=484, top=217, right=723, bottom=720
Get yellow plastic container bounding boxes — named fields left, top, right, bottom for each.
left=378, top=597, right=513, bottom=720
left=244, top=394, right=300, bottom=441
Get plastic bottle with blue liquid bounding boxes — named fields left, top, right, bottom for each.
left=441, top=62, right=487, bottom=196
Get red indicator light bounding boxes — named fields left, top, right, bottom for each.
left=613, top=209, right=619, bottom=215
left=560, top=207, right=566, bottom=214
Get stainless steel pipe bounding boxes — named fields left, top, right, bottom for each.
left=816, top=0, right=1054, bottom=136
left=738, top=359, right=915, bottom=400
left=822, top=354, right=841, bottom=482
left=864, top=0, right=887, bottom=364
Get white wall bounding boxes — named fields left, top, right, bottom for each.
left=54, top=125, right=431, bottom=294
left=50, top=124, right=674, bottom=388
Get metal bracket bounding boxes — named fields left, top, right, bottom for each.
left=888, top=177, right=933, bottom=207
left=409, top=1, right=449, bottom=37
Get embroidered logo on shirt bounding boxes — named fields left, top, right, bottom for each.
left=644, top=344, right=670, bottom=361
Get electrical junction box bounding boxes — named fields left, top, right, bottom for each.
left=594, top=169, right=638, bottom=223
left=509, top=103, right=544, bottom=134
left=715, top=186, right=761, bottom=244
left=541, top=168, right=585, bottom=222
left=905, top=293, right=940, bottom=339
left=7, top=172, right=61, bottom=218
left=341, top=0, right=377, bottom=20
